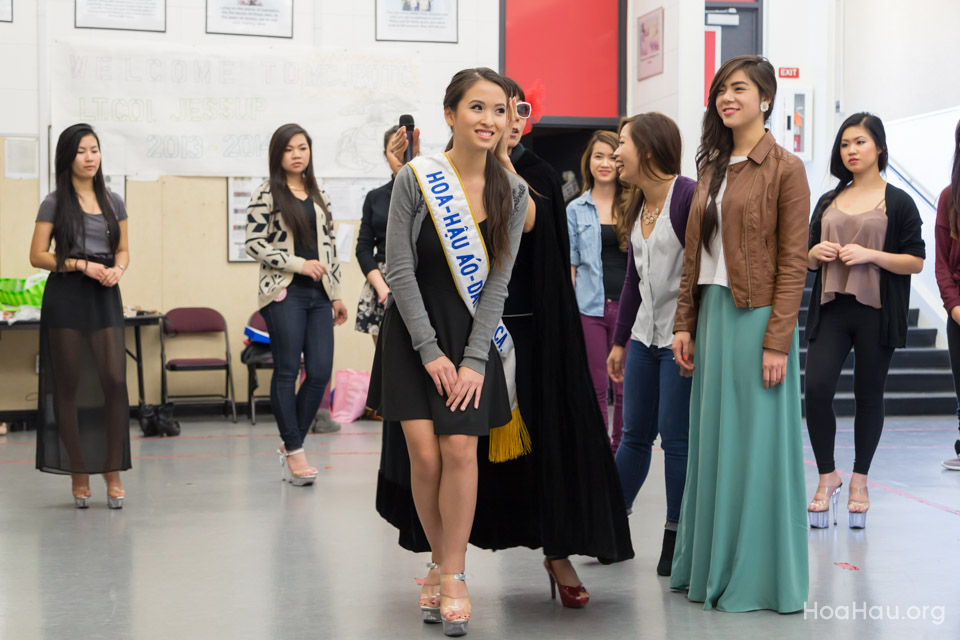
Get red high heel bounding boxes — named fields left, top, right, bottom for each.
left=543, top=558, right=589, bottom=608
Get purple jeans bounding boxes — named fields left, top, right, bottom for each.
left=581, top=300, right=624, bottom=453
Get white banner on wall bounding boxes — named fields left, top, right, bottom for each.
left=206, top=0, right=293, bottom=38
left=75, top=0, right=166, bottom=32
left=52, top=40, right=423, bottom=179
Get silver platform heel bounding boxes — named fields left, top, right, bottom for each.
left=848, top=486, right=869, bottom=529
left=420, top=561, right=442, bottom=624
left=278, top=448, right=318, bottom=486
left=103, top=477, right=124, bottom=509
left=440, top=573, right=470, bottom=637
left=72, top=475, right=91, bottom=509
left=807, top=482, right=841, bottom=528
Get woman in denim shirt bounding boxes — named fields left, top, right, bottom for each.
left=567, top=130, right=629, bottom=451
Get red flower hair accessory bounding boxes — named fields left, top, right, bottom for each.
left=522, top=79, right=546, bottom=136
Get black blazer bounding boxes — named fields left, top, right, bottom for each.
left=806, top=183, right=926, bottom=348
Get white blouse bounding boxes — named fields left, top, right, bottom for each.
left=697, top=156, right=748, bottom=288
left=630, top=178, right=683, bottom=348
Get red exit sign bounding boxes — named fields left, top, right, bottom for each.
left=778, top=67, right=800, bottom=78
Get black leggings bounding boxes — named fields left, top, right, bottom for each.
left=805, top=295, right=895, bottom=475
left=946, top=317, right=960, bottom=435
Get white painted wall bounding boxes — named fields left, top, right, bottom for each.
left=841, top=0, right=960, bottom=122
left=0, top=1, right=39, bottom=135
left=763, top=0, right=839, bottom=197
left=626, top=0, right=704, bottom=179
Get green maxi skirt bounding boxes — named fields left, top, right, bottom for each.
left=670, top=285, right=809, bottom=613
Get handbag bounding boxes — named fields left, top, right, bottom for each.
left=329, top=369, right=371, bottom=423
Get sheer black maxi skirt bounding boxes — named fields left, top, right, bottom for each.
left=36, top=265, right=132, bottom=475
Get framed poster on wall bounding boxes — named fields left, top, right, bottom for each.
left=637, top=7, right=664, bottom=81
left=75, top=0, right=166, bottom=32
left=227, top=177, right=266, bottom=263
left=0, top=0, right=12, bottom=23
left=376, top=0, right=457, bottom=44
left=206, top=0, right=294, bottom=39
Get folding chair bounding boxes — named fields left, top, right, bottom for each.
left=160, top=307, right=237, bottom=423
left=243, top=310, right=275, bottom=425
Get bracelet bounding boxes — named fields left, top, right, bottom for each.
left=116, top=264, right=126, bottom=271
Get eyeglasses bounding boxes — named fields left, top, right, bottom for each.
left=516, top=101, right=532, bottom=119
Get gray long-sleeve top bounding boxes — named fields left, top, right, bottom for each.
left=384, top=163, right=529, bottom=374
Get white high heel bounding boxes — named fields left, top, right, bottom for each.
left=278, top=448, right=318, bottom=486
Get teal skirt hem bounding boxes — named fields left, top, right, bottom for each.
left=669, top=285, right=809, bottom=613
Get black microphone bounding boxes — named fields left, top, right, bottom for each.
left=399, top=114, right=415, bottom=163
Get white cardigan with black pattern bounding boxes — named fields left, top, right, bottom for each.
left=245, top=180, right=342, bottom=309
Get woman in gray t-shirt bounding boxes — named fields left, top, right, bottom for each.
left=29, top=123, right=131, bottom=510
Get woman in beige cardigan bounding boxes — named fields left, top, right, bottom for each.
left=245, top=123, right=347, bottom=486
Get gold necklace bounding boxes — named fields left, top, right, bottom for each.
left=288, top=184, right=306, bottom=192
left=641, top=202, right=663, bottom=225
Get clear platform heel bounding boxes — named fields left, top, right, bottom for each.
left=807, top=482, right=842, bottom=528
left=848, top=486, right=869, bottom=529
left=419, top=561, right=441, bottom=624
left=440, top=573, right=470, bottom=637
left=278, top=448, right=318, bottom=486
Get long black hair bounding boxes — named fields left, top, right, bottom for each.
left=698, top=55, right=777, bottom=253
left=268, top=123, right=329, bottom=248
left=52, top=124, right=119, bottom=271
left=443, top=68, right=514, bottom=268
left=826, top=112, right=888, bottom=203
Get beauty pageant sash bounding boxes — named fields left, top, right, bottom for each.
left=409, top=152, right=530, bottom=462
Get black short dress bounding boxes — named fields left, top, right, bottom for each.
left=368, top=217, right=511, bottom=436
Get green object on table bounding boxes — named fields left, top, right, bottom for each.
left=0, top=273, right=48, bottom=307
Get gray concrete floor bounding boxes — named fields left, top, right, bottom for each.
left=0, top=415, right=958, bottom=639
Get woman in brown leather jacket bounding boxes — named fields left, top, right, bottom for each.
left=669, top=55, right=810, bottom=613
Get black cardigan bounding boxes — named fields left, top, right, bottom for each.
left=355, top=178, right=394, bottom=276
left=806, top=183, right=926, bottom=348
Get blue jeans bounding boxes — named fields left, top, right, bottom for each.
left=615, top=339, right=691, bottom=522
left=261, top=284, right=334, bottom=451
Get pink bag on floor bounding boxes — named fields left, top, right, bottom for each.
left=330, top=369, right=371, bottom=423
